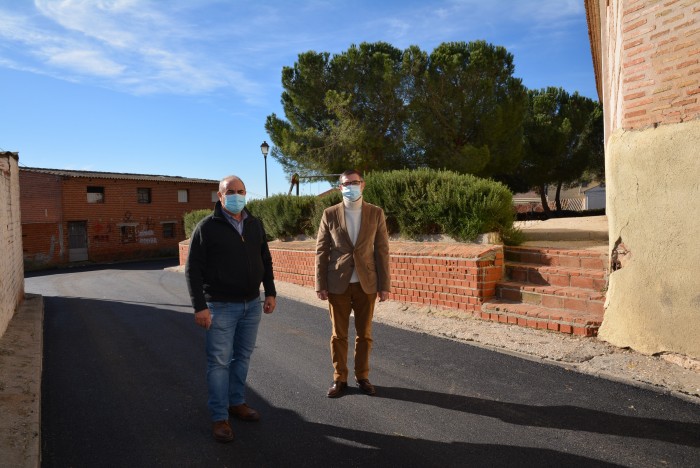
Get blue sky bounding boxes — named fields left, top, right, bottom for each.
left=0, top=0, right=597, bottom=199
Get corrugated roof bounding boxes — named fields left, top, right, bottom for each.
left=20, top=167, right=218, bottom=184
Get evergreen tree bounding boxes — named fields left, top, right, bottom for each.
left=521, top=87, right=604, bottom=212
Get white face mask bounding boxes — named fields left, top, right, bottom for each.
left=341, top=185, right=362, bottom=201
left=224, top=194, right=246, bottom=213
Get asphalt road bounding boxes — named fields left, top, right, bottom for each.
left=27, top=260, right=700, bottom=467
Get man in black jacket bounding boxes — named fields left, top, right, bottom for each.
left=186, top=175, right=276, bottom=443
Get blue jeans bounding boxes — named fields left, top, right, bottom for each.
left=205, top=300, right=262, bottom=422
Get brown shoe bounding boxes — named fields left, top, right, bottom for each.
left=212, top=420, right=234, bottom=443
left=228, top=403, right=260, bottom=422
left=327, top=381, right=347, bottom=398
left=356, top=379, right=376, bottom=395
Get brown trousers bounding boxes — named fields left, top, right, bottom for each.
left=328, top=282, right=376, bottom=382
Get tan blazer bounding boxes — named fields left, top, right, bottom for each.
left=315, top=201, right=391, bottom=295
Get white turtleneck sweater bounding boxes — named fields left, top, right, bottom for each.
left=344, top=196, right=362, bottom=283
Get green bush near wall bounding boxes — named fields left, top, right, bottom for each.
left=184, top=209, right=212, bottom=238
left=246, top=195, right=317, bottom=239
left=183, top=169, right=522, bottom=244
left=306, top=191, right=342, bottom=238
left=362, top=169, right=521, bottom=243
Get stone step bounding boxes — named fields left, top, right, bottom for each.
left=496, top=281, right=605, bottom=315
left=505, top=262, right=608, bottom=290
left=481, top=299, right=603, bottom=336
left=505, top=246, right=608, bottom=270
left=491, top=246, right=608, bottom=337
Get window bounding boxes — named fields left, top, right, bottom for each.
left=178, top=189, right=189, bottom=203
left=120, top=225, right=136, bottom=244
left=162, top=222, right=176, bottom=239
left=87, top=186, right=104, bottom=203
left=211, top=191, right=218, bottom=203
left=137, top=188, right=152, bottom=204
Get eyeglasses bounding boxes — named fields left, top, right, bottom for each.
left=340, top=180, right=363, bottom=187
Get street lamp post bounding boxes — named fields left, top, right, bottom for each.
left=260, top=141, right=269, bottom=198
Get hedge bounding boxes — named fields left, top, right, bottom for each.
left=183, top=169, right=522, bottom=244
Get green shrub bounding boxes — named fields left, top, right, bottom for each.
left=247, top=195, right=317, bottom=240
left=364, top=169, right=517, bottom=242
left=500, top=225, right=525, bottom=245
left=306, top=191, right=342, bottom=237
left=184, top=209, right=212, bottom=238
left=363, top=170, right=437, bottom=237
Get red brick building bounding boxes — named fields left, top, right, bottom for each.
left=20, top=167, right=219, bottom=269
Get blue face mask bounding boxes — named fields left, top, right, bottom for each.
left=341, top=185, right=362, bottom=202
left=224, top=194, right=246, bottom=214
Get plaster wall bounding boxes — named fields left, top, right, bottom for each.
left=600, top=120, right=700, bottom=358
left=0, top=153, right=25, bottom=339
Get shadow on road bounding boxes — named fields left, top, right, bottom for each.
left=372, top=386, right=700, bottom=448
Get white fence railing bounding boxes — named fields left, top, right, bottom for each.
left=514, top=197, right=586, bottom=213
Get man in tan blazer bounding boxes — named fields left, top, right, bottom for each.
left=315, top=169, right=391, bottom=398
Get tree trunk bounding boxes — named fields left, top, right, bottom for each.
left=555, top=181, right=563, bottom=212
left=539, top=184, right=551, bottom=214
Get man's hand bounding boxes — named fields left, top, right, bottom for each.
left=317, top=290, right=328, bottom=301
left=377, top=291, right=389, bottom=302
left=194, top=308, right=212, bottom=329
left=263, top=296, right=276, bottom=314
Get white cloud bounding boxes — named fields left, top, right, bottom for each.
left=0, top=0, right=263, bottom=97
left=10, top=1, right=409, bottom=91
left=0, top=0, right=586, bottom=98
left=46, top=48, right=125, bottom=76
left=34, top=0, right=160, bottom=48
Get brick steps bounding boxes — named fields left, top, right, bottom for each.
left=481, top=299, right=602, bottom=336
left=505, top=262, right=607, bottom=289
left=505, top=246, right=608, bottom=269
left=497, top=281, right=605, bottom=314
left=483, top=247, right=608, bottom=336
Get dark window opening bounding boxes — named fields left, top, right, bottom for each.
left=137, top=188, right=152, bottom=204
left=163, top=223, right=176, bottom=239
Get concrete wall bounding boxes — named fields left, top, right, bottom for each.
left=0, top=153, right=25, bottom=339
left=587, top=0, right=700, bottom=358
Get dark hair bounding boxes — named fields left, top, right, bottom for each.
left=339, top=169, right=363, bottom=182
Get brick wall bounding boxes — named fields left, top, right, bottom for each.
left=179, top=239, right=504, bottom=314
left=20, top=169, right=219, bottom=268
left=617, top=0, right=700, bottom=130
left=20, top=171, right=64, bottom=268
left=22, top=223, right=64, bottom=269
left=0, top=153, right=25, bottom=339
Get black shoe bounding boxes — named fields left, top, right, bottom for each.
left=327, top=381, right=347, bottom=398
left=356, top=379, right=376, bottom=395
